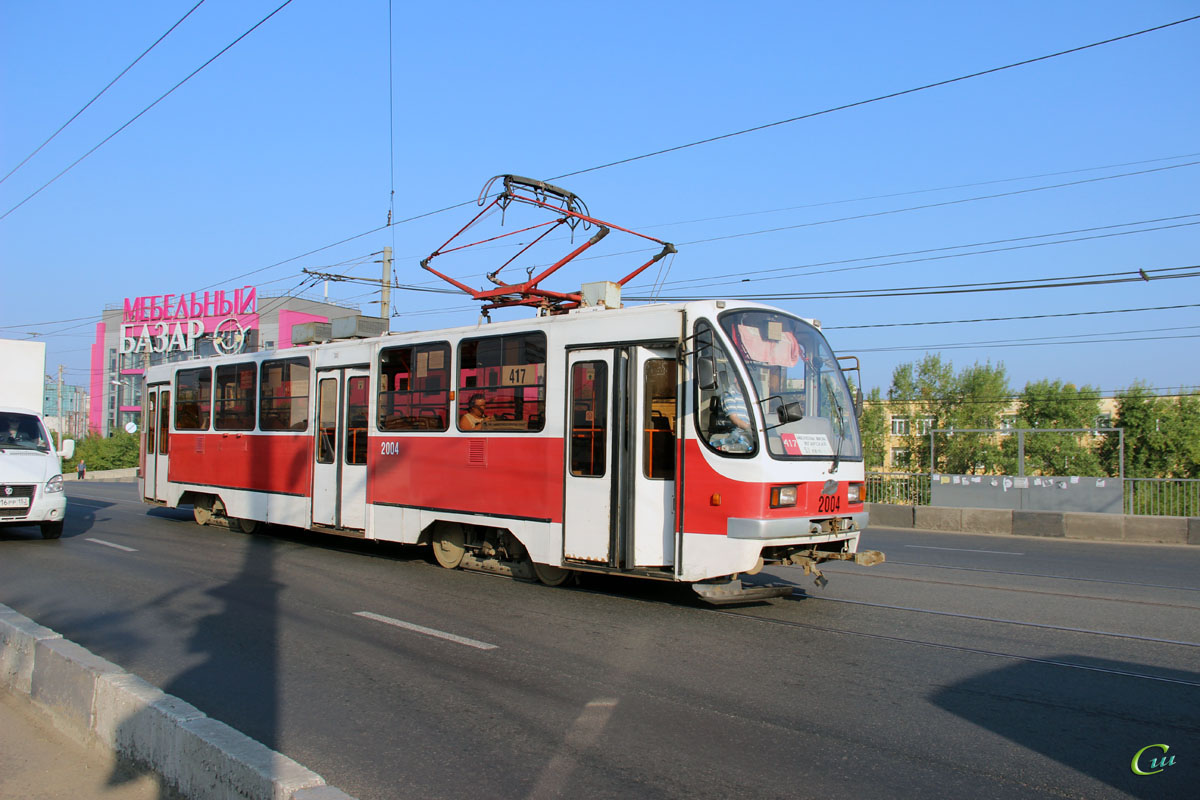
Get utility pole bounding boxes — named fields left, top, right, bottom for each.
left=57, top=365, right=64, bottom=446
left=381, top=246, right=392, bottom=327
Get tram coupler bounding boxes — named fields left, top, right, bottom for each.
left=783, top=549, right=886, bottom=588
left=692, top=577, right=792, bottom=606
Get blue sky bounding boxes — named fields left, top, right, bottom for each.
left=2, top=1, right=1197, bottom=397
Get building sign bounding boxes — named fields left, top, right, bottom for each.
left=119, top=287, right=257, bottom=354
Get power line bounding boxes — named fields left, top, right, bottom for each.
left=549, top=15, right=1200, bottom=180
left=642, top=213, right=1200, bottom=293
left=639, top=151, right=1200, bottom=231
left=0, top=2, right=207, bottom=186
left=629, top=264, right=1200, bottom=302
left=826, top=303, right=1200, bottom=330
left=0, top=0, right=296, bottom=222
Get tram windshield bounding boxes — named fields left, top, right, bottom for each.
left=719, top=310, right=861, bottom=461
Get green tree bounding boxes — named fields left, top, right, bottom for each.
left=887, top=354, right=1009, bottom=473
left=859, top=386, right=887, bottom=469
left=1101, top=384, right=1200, bottom=478
left=1000, top=379, right=1103, bottom=476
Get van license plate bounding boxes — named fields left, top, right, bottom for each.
left=0, top=498, right=29, bottom=508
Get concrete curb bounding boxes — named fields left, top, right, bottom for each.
left=867, top=502, right=1197, bottom=544
left=0, top=603, right=357, bottom=800
left=66, top=467, right=138, bottom=482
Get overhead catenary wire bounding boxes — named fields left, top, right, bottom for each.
left=0, top=0, right=296, bottom=223
left=547, top=15, right=1200, bottom=181
left=0, top=1, right=207, bottom=186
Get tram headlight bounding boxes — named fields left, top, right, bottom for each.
left=848, top=482, right=863, bottom=503
left=770, top=485, right=797, bottom=508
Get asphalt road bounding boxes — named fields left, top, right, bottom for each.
left=2, top=482, right=1197, bottom=799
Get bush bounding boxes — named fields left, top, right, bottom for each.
left=63, top=432, right=140, bottom=473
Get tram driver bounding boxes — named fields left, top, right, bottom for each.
left=710, top=372, right=754, bottom=452
left=459, top=393, right=492, bottom=430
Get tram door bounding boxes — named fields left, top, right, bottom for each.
left=312, top=368, right=370, bottom=530
left=142, top=384, right=170, bottom=503
left=563, top=346, right=678, bottom=569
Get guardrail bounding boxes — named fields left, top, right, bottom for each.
left=867, top=472, right=1200, bottom=517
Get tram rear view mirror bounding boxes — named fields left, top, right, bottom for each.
left=854, top=386, right=864, bottom=419
left=778, top=402, right=804, bottom=423
left=696, top=357, right=718, bottom=391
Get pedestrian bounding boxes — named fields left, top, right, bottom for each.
left=77, top=459, right=85, bottom=480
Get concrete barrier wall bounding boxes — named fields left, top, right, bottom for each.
left=867, top=503, right=1196, bottom=545
left=0, top=604, right=356, bottom=800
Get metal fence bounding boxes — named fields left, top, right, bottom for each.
left=1124, top=478, right=1200, bottom=517
left=865, top=472, right=931, bottom=507
left=866, top=472, right=1200, bottom=518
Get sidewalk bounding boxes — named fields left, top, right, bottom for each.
left=0, top=604, right=355, bottom=800
left=0, top=688, right=176, bottom=800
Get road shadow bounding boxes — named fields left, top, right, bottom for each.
left=107, top=533, right=282, bottom=798
left=930, top=655, right=1198, bottom=798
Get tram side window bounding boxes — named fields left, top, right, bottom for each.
left=145, top=394, right=156, bottom=455
left=694, top=322, right=757, bottom=455
left=458, top=332, right=546, bottom=432
left=159, top=391, right=169, bottom=454
left=378, top=343, right=450, bottom=431
left=214, top=362, right=257, bottom=431
left=175, top=368, right=211, bottom=431
left=346, top=376, right=369, bottom=465
left=260, top=357, right=310, bottom=431
left=569, top=361, right=607, bottom=477
left=643, top=358, right=677, bottom=479
left=317, top=378, right=337, bottom=464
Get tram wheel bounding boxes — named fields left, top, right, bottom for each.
left=532, top=562, right=572, bottom=587
left=432, top=524, right=466, bottom=569
left=193, top=501, right=213, bottom=526
left=232, top=517, right=260, bottom=535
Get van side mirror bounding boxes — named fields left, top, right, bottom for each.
left=696, top=357, right=718, bottom=391
left=59, top=440, right=75, bottom=459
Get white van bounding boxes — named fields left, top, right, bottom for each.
left=0, top=406, right=75, bottom=539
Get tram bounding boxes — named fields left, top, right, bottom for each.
left=138, top=177, right=882, bottom=602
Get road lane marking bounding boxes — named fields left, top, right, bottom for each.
left=86, top=538, right=137, bottom=552
left=906, top=545, right=1024, bottom=555
left=354, top=611, right=497, bottom=650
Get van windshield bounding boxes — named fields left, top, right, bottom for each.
left=719, top=310, right=861, bottom=461
left=0, top=411, right=51, bottom=453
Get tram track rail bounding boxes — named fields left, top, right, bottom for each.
left=706, top=605, right=1200, bottom=688
left=842, top=559, right=1200, bottom=593
left=812, top=565, right=1200, bottom=610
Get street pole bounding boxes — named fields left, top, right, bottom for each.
left=57, top=365, right=64, bottom=446
left=381, top=246, right=392, bottom=327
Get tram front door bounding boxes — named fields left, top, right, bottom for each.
left=312, top=368, right=369, bottom=530
left=562, top=345, right=678, bottom=569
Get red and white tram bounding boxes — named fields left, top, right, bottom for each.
left=138, top=300, right=881, bottom=601
left=138, top=176, right=881, bottom=602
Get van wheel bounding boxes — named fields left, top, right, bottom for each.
left=40, top=521, right=64, bottom=539
left=532, top=563, right=572, bottom=586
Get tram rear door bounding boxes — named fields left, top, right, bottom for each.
left=563, top=346, right=678, bottom=570
left=142, top=384, right=170, bottom=503
left=312, top=368, right=370, bottom=531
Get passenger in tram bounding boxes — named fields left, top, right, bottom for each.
left=710, top=372, right=754, bottom=453
left=459, top=393, right=492, bottom=430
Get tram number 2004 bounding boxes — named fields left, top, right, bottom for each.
left=817, top=495, right=842, bottom=513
